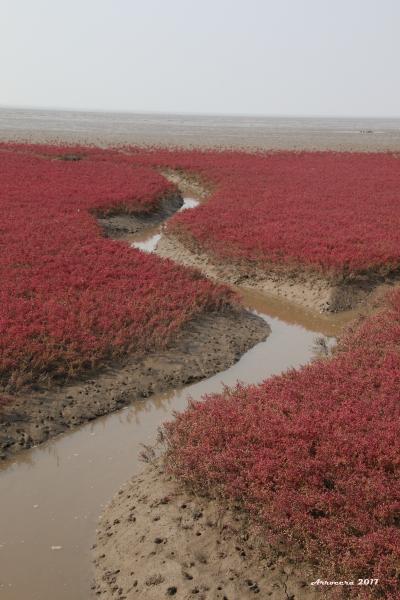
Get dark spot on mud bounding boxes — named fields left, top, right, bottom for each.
left=58, top=153, right=85, bottom=161
left=323, top=478, right=335, bottom=490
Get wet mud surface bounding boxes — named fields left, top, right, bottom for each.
left=0, top=309, right=269, bottom=460
left=98, top=192, right=183, bottom=239
left=94, top=462, right=318, bottom=600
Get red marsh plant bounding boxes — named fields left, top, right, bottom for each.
left=73, top=145, right=400, bottom=280
left=0, top=147, right=234, bottom=390
left=3, top=143, right=400, bottom=596
left=163, top=289, right=400, bottom=599
left=8, top=143, right=400, bottom=278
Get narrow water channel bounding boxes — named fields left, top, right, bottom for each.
left=0, top=197, right=351, bottom=600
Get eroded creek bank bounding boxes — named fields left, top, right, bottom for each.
left=0, top=171, right=355, bottom=600
left=157, top=233, right=400, bottom=314
left=0, top=310, right=267, bottom=461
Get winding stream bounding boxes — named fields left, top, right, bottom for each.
left=0, top=196, right=352, bottom=600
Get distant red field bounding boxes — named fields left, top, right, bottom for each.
left=0, top=146, right=232, bottom=390
left=7, top=143, right=400, bottom=277
left=164, top=289, right=400, bottom=598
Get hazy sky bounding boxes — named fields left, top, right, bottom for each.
left=1, top=0, right=399, bottom=116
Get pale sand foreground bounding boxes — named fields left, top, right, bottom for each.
left=93, top=462, right=318, bottom=600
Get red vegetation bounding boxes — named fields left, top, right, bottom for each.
left=0, top=147, right=233, bottom=390
left=2, top=144, right=400, bottom=595
left=67, top=146, right=400, bottom=278
left=163, top=151, right=400, bottom=277
left=6, top=144, right=400, bottom=277
left=164, top=292, right=400, bottom=598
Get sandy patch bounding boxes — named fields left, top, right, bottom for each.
left=93, top=462, right=319, bottom=600
left=0, top=309, right=269, bottom=460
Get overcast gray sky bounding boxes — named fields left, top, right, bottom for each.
left=1, top=0, right=399, bottom=116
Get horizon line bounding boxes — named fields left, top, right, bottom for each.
left=1, top=104, right=400, bottom=121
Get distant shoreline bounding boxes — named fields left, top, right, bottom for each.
left=1, top=107, right=400, bottom=150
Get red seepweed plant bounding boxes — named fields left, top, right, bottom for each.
left=2, top=143, right=400, bottom=596
left=6, top=143, right=400, bottom=277
left=164, top=290, right=400, bottom=598
left=0, top=146, right=233, bottom=390
left=105, top=146, right=400, bottom=279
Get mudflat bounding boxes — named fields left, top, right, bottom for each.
left=93, top=461, right=318, bottom=600
left=1, top=108, right=400, bottom=151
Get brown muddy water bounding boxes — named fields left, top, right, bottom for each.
left=0, top=197, right=353, bottom=600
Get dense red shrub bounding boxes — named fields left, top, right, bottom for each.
left=3, top=144, right=400, bottom=595
left=0, top=148, right=233, bottom=389
left=164, top=290, right=400, bottom=598
left=163, top=151, right=400, bottom=277
left=6, top=143, right=400, bottom=277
